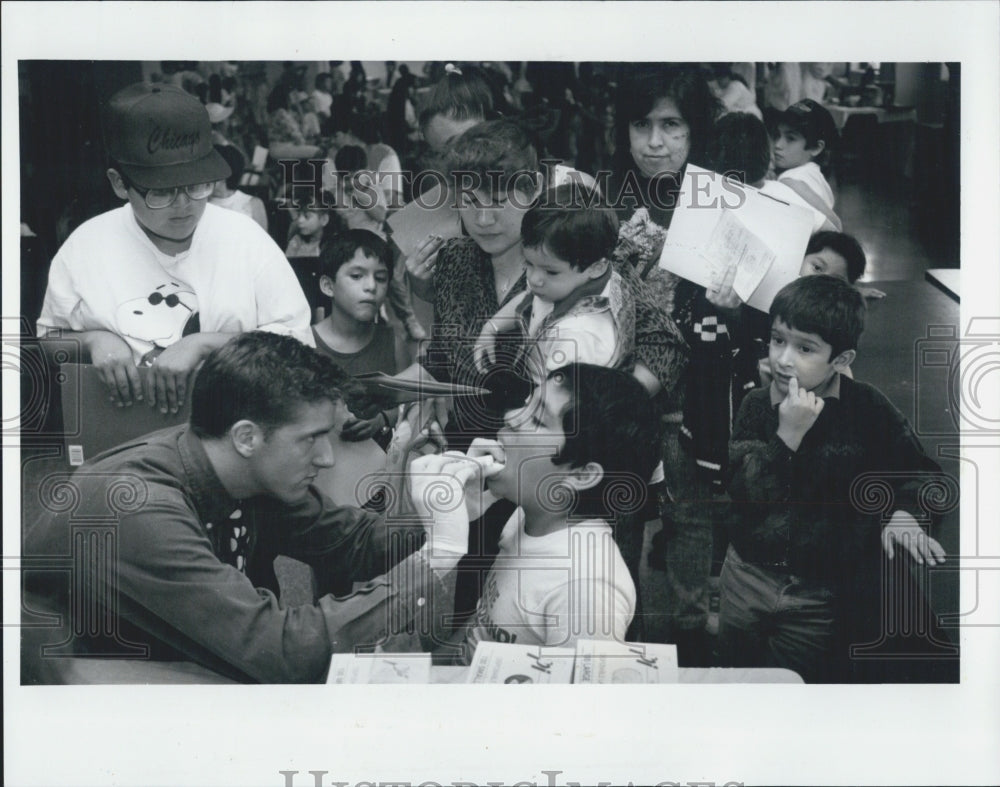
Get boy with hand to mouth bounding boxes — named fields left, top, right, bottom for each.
left=720, top=275, right=946, bottom=682
left=410, top=364, right=663, bottom=663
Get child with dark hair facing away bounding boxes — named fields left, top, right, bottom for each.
left=414, top=364, right=664, bottom=661
left=313, top=229, right=413, bottom=441
left=473, top=183, right=633, bottom=384
left=709, top=112, right=834, bottom=234
left=771, top=99, right=842, bottom=231
left=720, top=275, right=945, bottom=682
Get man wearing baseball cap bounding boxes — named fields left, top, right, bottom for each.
left=37, top=82, right=312, bottom=414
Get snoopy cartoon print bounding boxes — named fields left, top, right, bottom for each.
left=117, top=282, right=200, bottom=351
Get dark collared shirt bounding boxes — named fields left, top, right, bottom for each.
left=726, top=374, right=941, bottom=583
left=24, top=426, right=443, bottom=683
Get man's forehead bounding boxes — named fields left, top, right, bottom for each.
left=282, top=399, right=341, bottom=430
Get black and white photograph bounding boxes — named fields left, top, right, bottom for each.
left=4, top=2, right=999, bottom=786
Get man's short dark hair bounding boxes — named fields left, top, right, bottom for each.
left=769, top=275, right=866, bottom=358
left=522, top=183, right=619, bottom=271
left=806, top=231, right=868, bottom=284
left=319, top=229, right=394, bottom=281
left=190, top=332, right=351, bottom=439
left=547, top=364, right=663, bottom=519
left=707, top=112, right=771, bottom=186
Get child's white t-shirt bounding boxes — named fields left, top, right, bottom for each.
left=461, top=510, right=636, bottom=661
left=759, top=179, right=828, bottom=233
left=37, top=203, right=313, bottom=362
left=777, top=161, right=835, bottom=211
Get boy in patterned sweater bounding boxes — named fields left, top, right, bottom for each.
left=719, top=275, right=946, bottom=682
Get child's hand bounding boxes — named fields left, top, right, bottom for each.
left=473, top=320, right=500, bottom=372
left=341, top=412, right=390, bottom=442
left=857, top=285, right=887, bottom=300
left=776, top=375, right=825, bottom=451
left=705, top=264, right=743, bottom=310
left=881, top=510, right=946, bottom=566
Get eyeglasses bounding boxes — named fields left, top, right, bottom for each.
left=122, top=176, right=215, bottom=209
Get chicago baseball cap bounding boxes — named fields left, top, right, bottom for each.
left=778, top=99, right=839, bottom=147
left=104, top=82, right=231, bottom=189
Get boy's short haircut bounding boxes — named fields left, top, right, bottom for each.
left=319, top=228, right=394, bottom=281
left=334, top=144, right=368, bottom=174
left=190, top=331, right=351, bottom=439
left=769, top=274, right=866, bottom=358
left=522, top=183, right=620, bottom=270
left=214, top=144, right=246, bottom=191
left=547, top=364, right=664, bottom=518
left=446, top=119, right=539, bottom=200
left=708, top=112, right=771, bottom=186
left=776, top=99, right=839, bottom=166
left=806, top=231, right=867, bottom=284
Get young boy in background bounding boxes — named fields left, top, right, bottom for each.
left=772, top=99, right=842, bottom=231
left=333, top=144, right=427, bottom=342
left=720, top=274, right=945, bottom=682
left=313, top=229, right=413, bottom=442
left=412, top=364, right=663, bottom=662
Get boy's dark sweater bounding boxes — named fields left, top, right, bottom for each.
left=727, top=374, right=941, bottom=586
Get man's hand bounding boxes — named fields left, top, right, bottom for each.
left=144, top=335, right=208, bottom=413
left=461, top=439, right=507, bottom=520
left=87, top=331, right=142, bottom=407
left=882, top=510, right=946, bottom=566
left=409, top=453, right=483, bottom=559
left=776, top=376, right=824, bottom=451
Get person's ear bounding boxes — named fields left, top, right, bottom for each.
left=107, top=169, right=130, bottom=201
left=319, top=274, right=336, bottom=297
left=807, top=139, right=826, bottom=158
left=585, top=258, right=610, bottom=280
left=563, top=461, right=604, bottom=492
left=230, top=419, right=263, bottom=458
left=831, top=348, right=856, bottom=372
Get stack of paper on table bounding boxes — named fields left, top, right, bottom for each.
left=572, top=639, right=679, bottom=683
left=466, top=642, right=576, bottom=684
left=327, top=652, right=432, bottom=684
left=658, top=164, right=815, bottom=312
